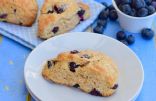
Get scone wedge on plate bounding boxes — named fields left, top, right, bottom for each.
left=42, top=50, right=119, bottom=97
left=38, top=0, right=90, bottom=39
left=0, top=0, right=38, bottom=26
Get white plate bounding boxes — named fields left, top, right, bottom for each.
left=24, top=32, right=144, bottom=101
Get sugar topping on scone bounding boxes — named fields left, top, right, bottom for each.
left=0, top=0, right=38, bottom=26
left=42, top=50, right=119, bottom=96
left=38, top=0, right=90, bottom=39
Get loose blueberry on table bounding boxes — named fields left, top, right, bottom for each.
left=116, top=31, right=135, bottom=45
left=93, top=2, right=118, bottom=34
left=127, top=35, right=135, bottom=45
left=109, top=10, right=118, bottom=21
left=93, top=25, right=104, bottom=34
left=116, top=31, right=127, bottom=40
left=141, top=28, right=154, bottom=40
left=97, top=19, right=107, bottom=27
left=115, top=0, right=156, bottom=17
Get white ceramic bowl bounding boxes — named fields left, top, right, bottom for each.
left=112, top=0, right=156, bottom=33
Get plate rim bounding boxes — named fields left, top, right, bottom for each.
left=24, top=32, right=144, bottom=101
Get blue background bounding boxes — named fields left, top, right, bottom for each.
left=0, top=0, right=156, bottom=101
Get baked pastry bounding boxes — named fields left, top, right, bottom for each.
left=38, top=0, right=90, bottom=39
left=42, top=50, right=119, bottom=96
left=0, top=0, right=38, bottom=26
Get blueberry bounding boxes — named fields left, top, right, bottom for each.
left=152, top=1, right=156, bottom=8
left=47, top=61, right=57, bottom=68
left=98, top=9, right=109, bottom=20
left=54, top=5, right=64, bottom=14
left=108, top=5, right=115, bottom=11
left=130, top=9, right=136, bottom=16
left=101, top=2, right=108, bottom=8
left=89, top=88, right=102, bottom=96
left=109, top=10, right=118, bottom=21
left=70, top=50, right=79, bottom=54
left=127, top=35, right=135, bottom=45
left=141, top=28, right=154, bottom=40
left=81, top=54, right=90, bottom=59
left=19, top=22, right=23, bottom=26
left=137, top=8, right=148, bottom=17
left=69, top=62, right=79, bottom=72
left=119, top=4, right=132, bottom=15
left=147, top=5, right=155, bottom=15
left=14, top=9, right=17, bottom=13
left=47, top=10, right=54, bottom=14
left=2, top=20, right=7, bottom=22
left=111, top=84, right=118, bottom=89
left=144, top=0, right=152, bottom=5
left=77, top=9, right=85, bottom=17
left=73, top=84, right=80, bottom=88
left=115, top=0, right=120, bottom=5
left=0, top=14, right=7, bottom=18
left=120, top=40, right=129, bottom=45
left=52, top=27, right=59, bottom=33
left=119, top=0, right=132, bottom=4
left=93, top=25, right=104, bottom=34
left=97, top=19, right=107, bottom=27
left=79, top=16, right=84, bottom=21
left=116, top=31, right=126, bottom=40
left=132, top=0, right=146, bottom=9
left=47, top=61, right=53, bottom=68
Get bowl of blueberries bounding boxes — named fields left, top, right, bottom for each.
left=112, top=0, right=156, bottom=33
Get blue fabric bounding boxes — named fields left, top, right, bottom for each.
left=0, top=0, right=156, bottom=101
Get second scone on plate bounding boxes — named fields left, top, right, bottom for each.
left=42, top=50, right=119, bottom=97
left=38, top=0, right=90, bottom=39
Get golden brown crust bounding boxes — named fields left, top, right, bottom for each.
left=38, top=0, right=90, bottom=39
left=0, top=0, right=38, bottom=26
left=38, top=14, right=60, bottom=38
left=42, top=50, right=119, bottom=96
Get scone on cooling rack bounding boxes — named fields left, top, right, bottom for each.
left=38, top=0, right=90, bottom=39
left=42, top=50, right=119, bottom=96
left=0, top=0, right=38, bottom=26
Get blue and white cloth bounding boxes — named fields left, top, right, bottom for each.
left=0, top=0, right=104, bottom=49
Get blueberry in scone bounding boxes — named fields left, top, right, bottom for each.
left=42, top=50, right=119, bottom=97
left=38, top=0, right=90, bottom=39
left=0, top=0, right=38, bottom=26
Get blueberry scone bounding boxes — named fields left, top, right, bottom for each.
left=38, top=0, right=90, bottom=39
left=42, top=50, right=119, bottom=96
left=0, top=0, right=38, bottom=26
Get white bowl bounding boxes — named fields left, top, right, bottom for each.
left=112, top=0, right=156, bottom=33
left=24, top=32, right=144, bottom=101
